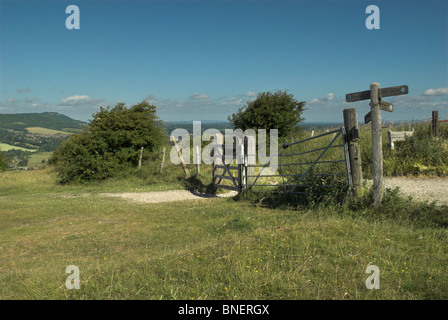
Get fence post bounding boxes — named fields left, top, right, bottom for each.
left=238, top=143, right=244, bottom=192
left=171, top=136, right=190, bottom=178
left=245, top=135, right=256, bottom=186
left=195, top=145, right=200, bottom=178
left=343, top=108, right=363, bottom=196
left=160, top=147, right=165, bottom=173
left=138, top=147, right=144, bottom=169
left=432, top=110, right=439, bottom=136
left=212, top=133, right=224, bottom=189
left=370, top=82, right=383, bottom=208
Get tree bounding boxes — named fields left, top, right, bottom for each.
left=0, top=152, right=8, bottom=171
left=228, top=90, right=306, bottom=137
left=50, top=101, right=166, bottom=183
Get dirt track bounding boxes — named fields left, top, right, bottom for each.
left=101, top=189, right=238, bottom=204
left=381, top=177, right=448, bottom=205
left=101, top=177, right=448, bottom=206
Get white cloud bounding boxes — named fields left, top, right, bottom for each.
left=58, top=95, right=102, bottom=107
left=144, top=94, right=159, bottom=104
left=245, top=91, right=257, bottom=97
left=59, top=95, right=90, bottom=105
left=17, top=87, right=31, bottom=93
left=189, top=93, right=210, bottom=100
left=25, top=97, right=39, bottom=103
left=422, top=87, right=448, bottom=96
left=309, top=92, right=336, bottom=104
left=323, top=92, right=335, bottom=101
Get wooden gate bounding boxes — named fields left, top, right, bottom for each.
left=212, top=140, right=245, bottom=192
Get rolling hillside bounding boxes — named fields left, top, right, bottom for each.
left=0, top=112, right=86, bottom=132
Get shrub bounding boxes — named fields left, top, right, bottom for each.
left=228, top=90, right=306, bottom=138
left=50, top=101, right=167, bottom=183
left=0, top=153, right=8, bottom=171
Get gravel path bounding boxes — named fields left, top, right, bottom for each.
left=372, top=177, right=448, bottom=205
left=100, top=177, right=448, bottom=205
left=101, top=189, right=238, bottom=204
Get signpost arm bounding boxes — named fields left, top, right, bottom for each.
left=370, top=82, right=383, bottom=208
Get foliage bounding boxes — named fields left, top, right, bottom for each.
left=0, top=127, right=68, bottom=152
left=0, top=151, right=8, bottom=171
left=359, top=121, right=448, bottom=177
left=49, top=102, right=167, bottom=183
left=0, top=149, right=31, bottom=167
left=386, top=123, right=448, bottom=176
left=228, top=90, right=306, bottom=138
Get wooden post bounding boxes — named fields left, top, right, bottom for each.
left=346, top=83, right=408, bottom=207
left=370, top=82, right=383, bottom=208
left=238, top=143, right=244, bottom=191
left=343, top=108, right=363, bottom=196
left=195, top=145, right=200, bottom=178
left=245, top=135, right=256, bottom=186
left=138, top=147, right=144, bottom=169
left=171, top=136, right=190, bottom=178
left=432, top=110, right=439, bottom=136
left=160, top=147, right=165, bottom=173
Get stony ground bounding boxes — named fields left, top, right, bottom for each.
left=101, top=189, right=238, bottom=204
left=101, top=177, right=448, bottom=206
left=382, top=177, right=448, bottom=205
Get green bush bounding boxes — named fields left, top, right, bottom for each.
left=0, top=153, right=8, bottom=171
left=384, top=122, right=448, bottom=176
left=228, top=90, right=306, bottom=138
left=49, top=101, right=167, bottom=183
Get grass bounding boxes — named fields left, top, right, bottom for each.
left=1, top=168, right=447, bottom=299
left=25, top=127, right=72, bottom=135
left=27, top=152, right=53, bottom=168
left=358, top=121, right=448, bottom=178
left=0, top=142, right=37, bottom=153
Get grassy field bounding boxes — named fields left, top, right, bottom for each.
left=1, top=168, right=447, bottom=299
left=25, top=127, right=72, bottom=135
left=0, top=142, right=37, bottom=152
left=27, top=152, right=53, bottom=168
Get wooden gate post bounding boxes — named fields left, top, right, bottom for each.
left=212, top=133, right=224, bottom=188
left=138, top=147, right=144, bottom=169
left=432, top=110, right=439, bottom=136
left=195, top=145, right=200, bottom=178
left=171, top=136, right=190, bottom=178
left=245, top=135, right=256, bottom=186
left=370, top=82, right=383, bottom=208
left=238, top=143, right=244, bottom=191
left=343, top=108, right=363, bottom=196
left=160, top=147, right=165, bottom=173
left=346, top=83, right=408, bottom=208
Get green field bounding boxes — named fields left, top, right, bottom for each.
left=26, top=127, right=72, bottom=135
left=0, top=112, right=86, bottom=132
left=0, top=168, right=447, bottom=300
left=27, top=152, right=53, bottom=168
left=0, top=142, right=37, bottom=152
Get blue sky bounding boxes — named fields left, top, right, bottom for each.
left=0, top=0, right=447, bottom=123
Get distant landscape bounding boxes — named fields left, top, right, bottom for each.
left=0, top=112, right=345, bottom=168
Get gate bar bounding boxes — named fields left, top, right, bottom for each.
left=284, top=128, right=341, bottom=148
left=288, top=129, right=342, bottom=194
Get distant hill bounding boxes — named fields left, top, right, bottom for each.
left=0, top=112, right=87, bottom=132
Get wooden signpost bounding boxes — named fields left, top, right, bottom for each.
left=346, top=83, right=408, bottom=208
